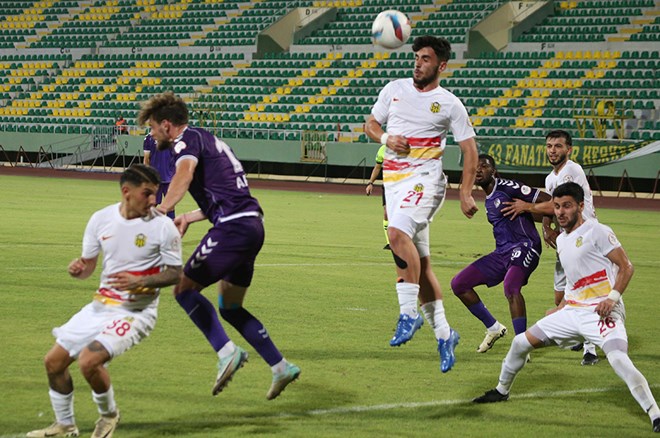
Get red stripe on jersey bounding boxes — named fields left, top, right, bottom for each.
left=571, top=269, right=607, bottom=290
left=407, top=136, right=441, bottom=147
left=127, top=266, right=161, bottom=276
left=98, top=288, right=124, bottom=301
left=383, top=161, right=424, bottom=171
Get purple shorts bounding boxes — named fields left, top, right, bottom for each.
left=472, top=243, right=540, bottom=288
left=184, top=216, right=264, bottom=288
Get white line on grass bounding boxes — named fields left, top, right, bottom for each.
left=276, top=384, right=660, bottom=418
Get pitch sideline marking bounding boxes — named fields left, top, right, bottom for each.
left=276, top=383, right=660, bottom=418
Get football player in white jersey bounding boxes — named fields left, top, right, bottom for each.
left=27, top=164, right=182, bottom=438
left=503, top=130, right=599, bottom=365
left=474, top=182, right=660, bottom=435
left=365, top=35, right=478, bottom=373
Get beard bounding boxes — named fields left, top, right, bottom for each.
left=156, top=139, right=173, bottom=151
left=413, top=73, right=436, bottom=89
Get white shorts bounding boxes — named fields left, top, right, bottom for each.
left=386, top=174, right=446, bottom=258
left=534, top=305, right=627, bottom=350
left=53, top=300, right=157, bottom=359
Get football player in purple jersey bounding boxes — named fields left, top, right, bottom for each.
left=138, top=92, right=300, bottom=401
left=451, top=154, right=550, bottom=353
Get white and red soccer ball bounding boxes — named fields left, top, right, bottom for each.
left=371, top=10, right=412, bottom=49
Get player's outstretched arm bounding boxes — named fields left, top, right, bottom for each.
left=68, top=256, right=98, bottom=279
left=458, top=137, right=478, bottom=218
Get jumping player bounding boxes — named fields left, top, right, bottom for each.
left=138, top=92, right=300, bottom=400
left=365, top=35, right=479, bottom=373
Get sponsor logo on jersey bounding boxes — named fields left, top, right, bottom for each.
left=563, top=175, right=574, bottom=182
left=135, top=233, right=146, bottom=247
left=174, top=141, right=187, bottom=154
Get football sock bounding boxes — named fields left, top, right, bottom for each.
left=467, top=301, right=497, bottom=329
left=383, top=219, right=389, bottom=244
left=584, top=341, right=596, bottom=356
left=512, top=317, right=527, bottom=335
left=217, top=341, right=236, bottom=360
left=271, top=358, right=289, bottom=375
left=497, top=333, right=533, bottom=395
left=220, top=307, right=283, bottom=366
left=421, top=300, right=450, bottom=340
left=607, top=350, right=660, bottom=419
left=396, top=282, right=419, bottom=317
left=49, top=388, right=75, bottom=426
left=175, top=289, right=230, bottom=351
left=92, top=386, right=116, bottom=416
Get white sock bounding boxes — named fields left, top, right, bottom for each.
left=607, top=349, right=660, bottom=419
left=396, top=282, right=419, bottom=317
left=49, top=389, right=75, bottom=426
left=271, top=358, right=288, bottom=375
left=496, top=333, right=533, bottom=395
left=420, top=300, right=450, bottom=340
left=92, top=385, right=117, bottom=416
left=583, top=341, right=596, bottom=356
left=217, top=341, right=236, bottom=360
left=487, top=321, right=502, bottom=333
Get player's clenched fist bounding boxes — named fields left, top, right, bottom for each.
left=68, top=258, right=87, bottom=277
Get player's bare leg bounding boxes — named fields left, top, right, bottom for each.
left=387, top=227, right=424, bottom=347
left=79, top=342, right=120, bottom=438
left=27, top=345, right=79, bottom=438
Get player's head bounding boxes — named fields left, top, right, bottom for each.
left=475, top=153, right=497, bottom=187
left=138, top=92, right=189, bottom=151
left=545, top=129, right=572, bottom=168
left=552, top=182, right=584, bottom=231
left=411, top=36, right=451, bottom=89
left=119, top=164, right=160, bottom=219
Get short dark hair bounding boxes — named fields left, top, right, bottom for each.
left=137, top=92, right=189, bottom=126
left=546, top=129, right=572, bottom=147
left=553, top=182, right=584, bottom=203
left=412, top=36, right=451, bottom=62
left=478, top=153, right=496, bottom=168
left=120, top=164, right=161, bottom=187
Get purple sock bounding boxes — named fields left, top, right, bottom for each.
left=175, top=290, right=230, bottom=351
left=467, top=302, right=497, bottom=329
left=220, top=308, right=283, bottom=366
left=512, top=317, right=527, bottom=335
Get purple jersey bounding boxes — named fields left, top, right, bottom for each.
left=144, top=133, right=175, bottom=183
left=485, top=178, right=541, bottom=250
left=172, top=127, right=262, bottom=224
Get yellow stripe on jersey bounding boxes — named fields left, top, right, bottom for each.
left=407, top=147, right=444, bottom=160
left=567, top=282, right=611, bottom=306
left=383, top=171, right=415, bottom=183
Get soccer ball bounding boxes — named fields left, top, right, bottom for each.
left=371, top=10, right=412, bottom=49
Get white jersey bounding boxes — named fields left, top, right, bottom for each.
left=557, top=219, right=621, bottom=308
left=82, top=203, right=182, bottom=310
left=371, top=78, right=475, bottom=191
left=545, top=160, right=596, bottom=220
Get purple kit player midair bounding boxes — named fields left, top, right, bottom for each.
left=138, top=92, right=300, bottom=400
left=451, top=154, right=550, bottom=353
left=143, top=132, right=175, bottom=219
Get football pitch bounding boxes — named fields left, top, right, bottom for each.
left=1, top=173, right=659, bottom=437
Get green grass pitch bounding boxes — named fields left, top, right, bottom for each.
left=0, top=173, right=658, bottom=437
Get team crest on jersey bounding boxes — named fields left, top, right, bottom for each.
left=575, top=236, right=583, bottom=248
left=430, top=102, right=441, bottom=113
left=494, top=199, right=501, bottom=208
left=174, top=141, right=187, bottom=154
left=608, top=233, right=618, bottom=246
left=135, top=233, right=147, bottom=248
left=521, top=185, right=531, bottom=195
left=414, top=183, right=424, bottom=193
